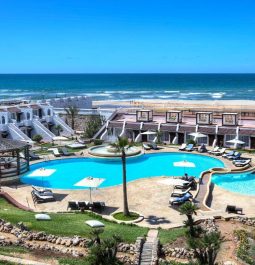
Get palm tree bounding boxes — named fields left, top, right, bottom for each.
left=89, top=228, right=104, bottom=245
left=188, top=231, right=223, bottom=265
left=179, top=201, right=198, bottom=237
left=54, top=124, right=63, bottom=136
left=110, top=137, right=132, bottom=216
left=64, top=105, right=79, bottom=130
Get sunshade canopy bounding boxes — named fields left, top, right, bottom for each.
left=75, top=177, right=105, bottom=188
left=173, top=160, right=196, bottom=168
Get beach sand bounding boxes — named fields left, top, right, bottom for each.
left=94, top=99, right=255, bottom=112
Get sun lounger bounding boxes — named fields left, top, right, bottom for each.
left=185, top=144, right=194, bottom=151
left=61, top=147, right=75, bottom=156
left=198, top=144, right=207, bottom=153
left=67, top=201, right=79, bottom=210
left=32, top=190, right=55, bottom=203
left=92, top=201, right=106, bottom=211
left=29, top=151, right=40, bottom=160
left=226, top=205, right=243, bottom=214
left=179, top=143, right=186, bottom=151
left=233, top=159, right=251, bottom=167
left=148, top=142, right=158, bottom=150
left=208, top=146, right=219, bottom=154
left=50, top=148, right=61, bottom=157
left=212, top=148, right=226, bottom=156
left=169, top=193, right=192, bottom=205
left=174, top=179, right=197, bottom=190
left=78, top=201, right=92, bottom=210
left=32, top=186, right=53, bottom=195
left=222, top=150, right=234, bottom=158
left=227, top=152, right=241, bottom=160
left=171, top=187, right=192, bottom=197
left=143, top=143, right=151, bottom=150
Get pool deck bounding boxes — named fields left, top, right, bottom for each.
left=2, top=146, right=255, bottom=228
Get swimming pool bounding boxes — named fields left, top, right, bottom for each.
left=212, top=171, right=255, bottom=195
left=21, top=152, right=224, bottom=190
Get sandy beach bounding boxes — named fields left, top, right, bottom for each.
left=94, top=99, right=255, bottom=112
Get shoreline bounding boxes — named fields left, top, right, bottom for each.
left=94, top=99, right=255, bottom=111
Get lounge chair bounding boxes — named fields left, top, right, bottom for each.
left=228, top=152, right=241, bottom=160
left=92, top=201, right=106, bottom=211
left=29, top=151, right=40, bottom=160
left=226, top=205, right=243, bottom=214
left=174, top=179, right=197, bottom=190
left=61, top=147, right=75, bottom=156
left=169, top=193, right=192, bottom=205
left=208, top=146, right=219, bottom=154
left=67, top=201, right=79, bottom=210
left=212, top=148, right=226, bottom=156
left=50, top=148, right=61, bottom=157
left=148, top=142, right=158, bottom=150
left=32, top=186, right=53, bottom=195
left=171, top=187, right=192, bottom=197
left=185, top=144, right=194, bottom=151
left=222, top=150, right=234, bottom=158
left=78, top=201, right=92, bottom=210
left=198, top=144, right=207, bottom=153
left=233, top=159, right=251, bottom=167
left=179, top=143, right=186, bottom=151
left=143, top=143, right=151, bottom=150
left=32, top=190, right=55, bottom=203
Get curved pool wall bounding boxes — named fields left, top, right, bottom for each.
left=88, top=145, right=142, bottom=157
left=212, top=170, right=255, bottom=196
left=21, top=152, right=224, bottom=190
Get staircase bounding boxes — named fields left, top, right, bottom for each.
left=7, top=123, right=32, bottom=142
left=140, top=230, right=159, bottom=265
left=53, top=115, right=74, bottom=136
left=32, top=120, right=56, bottom=142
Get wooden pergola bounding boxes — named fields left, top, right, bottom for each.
left=0, top=139, right=29, bottom=181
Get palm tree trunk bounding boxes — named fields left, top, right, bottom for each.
left=122, top=150, right=130, bottom=216
left=187, top=215, right=195, bottom=236
left=71, top=114, right=75, bottom=129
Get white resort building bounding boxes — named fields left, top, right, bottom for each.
left=0, top=101, right=74, bottom=143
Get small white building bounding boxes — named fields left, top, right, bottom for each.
left=0, top=102, right=74, bottom=143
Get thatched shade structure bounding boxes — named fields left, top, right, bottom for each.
left=0, top=139, right=29, bottom=181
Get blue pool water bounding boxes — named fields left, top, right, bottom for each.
left=212, top=172, right=255, bottom=195
left=21, top=153, right=224, bottom=190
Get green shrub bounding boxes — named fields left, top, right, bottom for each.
left=32, top=134, right=43, bottom=143
left=187, top=139, right=196, bottom=146
left=94, top=139, right=103, bottom=145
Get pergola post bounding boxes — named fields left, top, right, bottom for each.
left=16, top=149, right=20, bottom=175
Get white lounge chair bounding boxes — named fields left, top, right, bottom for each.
left=179, top=143, right=186, bottom=151
left=171, top=187, right=192, bottom=197
left=208, top=146, right=219, bottom=154
left=212, top=148, right=226, bottom=156
left=49, top=148, right=61, bottom=157
left=143, top=143, right=151, bottom=150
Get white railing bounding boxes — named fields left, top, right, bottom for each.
left=32, top=120, right=56, bottom=141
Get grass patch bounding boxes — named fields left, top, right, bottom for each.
left=0, top=245, right=29, bottom=256
left=58, top=257, right=90, bottom=265
left=113, top=212, right=140, bottom=221
left=0, top=198, right=147, bottom=243
left=158, top=227, right=187, bottom=245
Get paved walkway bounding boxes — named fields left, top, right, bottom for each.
left=0, top=254, right=51, bottom=265
left=140, top=230, right=158, bottom=265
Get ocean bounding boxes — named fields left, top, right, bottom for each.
left=0, top=74, right=255, bottom=101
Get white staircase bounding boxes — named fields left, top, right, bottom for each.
left=7, top=123, right=32, bottom=142
left=32, top=120, right=56, bottom=142
left=53, top=115, right=74, bottom=136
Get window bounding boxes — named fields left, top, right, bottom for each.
left=26, top=112, right=30, bottom=120
left=1, top=116, right=5, bottom=124
left=47, top=109, right=51, bottom=116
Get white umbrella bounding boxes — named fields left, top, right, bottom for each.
left=173, top=160, right=195, bottom=175
left=53, top=136, right=68, bottom=141
left=158, top=178, right=189, bottom=186
left=189, top=132, right=207, bottom=138
left=141, top=131, right=157, bottom=135
left=74, top=177, right=105, bottom=202
left=227, top=138, right=245, bottom=145
left=174, top=160, right=195, bottom=168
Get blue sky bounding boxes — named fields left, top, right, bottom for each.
left=0, top=0, right=255, bottom=73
